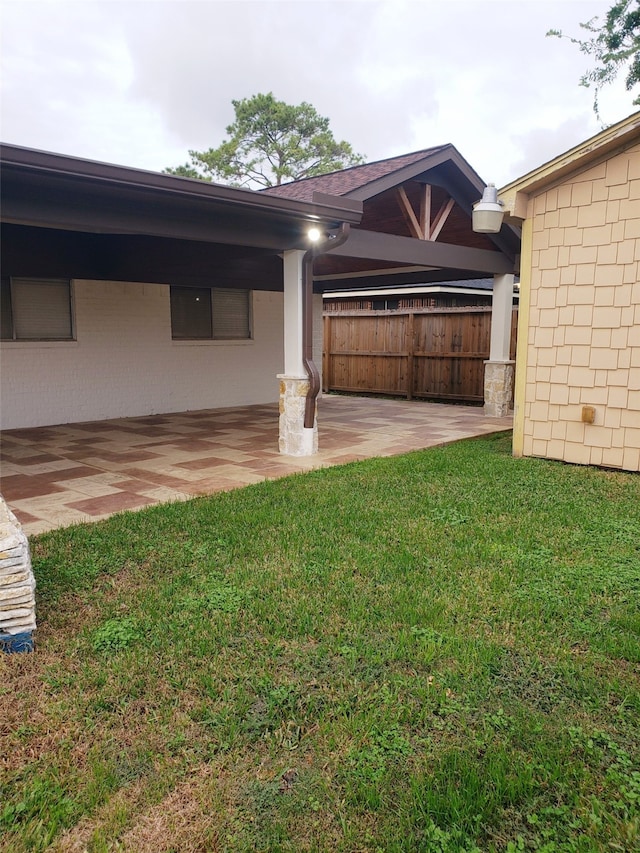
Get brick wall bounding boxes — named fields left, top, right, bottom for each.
left=0, top=282, right=284, bottom=429
left=523, top=142, right=640, bottom=471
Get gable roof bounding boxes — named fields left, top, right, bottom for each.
left=262, top=142, right=520, bottom=290
left=262, top=145, right=455, bottom=201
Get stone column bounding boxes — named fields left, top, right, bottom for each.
left=484, top=360, right=515, bottom=418
left=278, top=376, right=318, bottom=455
left=279, top=249, right=318, bottom=456
left=484, top=273, right=515, bottom=417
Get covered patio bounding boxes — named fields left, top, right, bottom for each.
left=1, top=396, right=512, bottom=535
left=2, top=143, right=519, bottom=456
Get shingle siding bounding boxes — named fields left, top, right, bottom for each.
left=523, top=142, right=640, bottom=471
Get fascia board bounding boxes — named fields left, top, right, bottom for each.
left=0, top=144, right=363, bottom=229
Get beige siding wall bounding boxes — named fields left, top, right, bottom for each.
left=523, top=142, right=640, bottom=471
left=0, top=282, right=284, bottom=430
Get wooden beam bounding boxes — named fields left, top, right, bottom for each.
left=429, top=197, right=455, bottom=240
left=396, top=184, right=454, bottom=242
left=329, top=228, right=514, bottom=274
left=406, top=311, right=415, bottom=400
left=420, top=185, right=431, bottom=240
left=396, top=186, right=423, bottom=239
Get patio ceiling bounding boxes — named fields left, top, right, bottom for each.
left=0, top=145, right=362, bottom=290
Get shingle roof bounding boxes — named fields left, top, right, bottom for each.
left=261, top=146, right=450, bottom=201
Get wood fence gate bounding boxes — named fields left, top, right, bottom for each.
left=322, top=307, right=518, bottom=404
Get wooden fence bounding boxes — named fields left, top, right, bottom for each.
left=322, top=307, right=518, bottom=404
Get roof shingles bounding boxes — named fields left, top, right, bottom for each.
left=261, top=146, right=449, bottom=201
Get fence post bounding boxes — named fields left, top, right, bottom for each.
left=406, top=311, right=415, bottom=400
left=323, top=315, right=330, bottom=393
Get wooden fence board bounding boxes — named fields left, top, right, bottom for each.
left=323, top=307, right=518, bottom=403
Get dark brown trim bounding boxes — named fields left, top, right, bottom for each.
left=0, top=144, right=363, bottom=259
left=330, top=229, right=514, bottom=274
left=0, top=143, right=364, bottom=226
left=311, top=192, right=362, bottom=216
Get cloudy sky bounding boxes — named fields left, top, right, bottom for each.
left=1, top=0, right=637, bottom=188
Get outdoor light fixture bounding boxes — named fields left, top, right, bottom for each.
left=472, top=183, right=505, bottom=234
left=307, top=226, right=322, bottom=242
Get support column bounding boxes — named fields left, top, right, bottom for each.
left=278, top=250, right=318, bottom=455
left=484, top=273, right=515, bottom=417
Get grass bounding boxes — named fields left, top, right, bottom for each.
left=1, top=432, right=639, bottom=852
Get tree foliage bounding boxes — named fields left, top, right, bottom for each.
left=548, top=0, right=640, bottom=120
left=165, top=92, right=364, bottom=188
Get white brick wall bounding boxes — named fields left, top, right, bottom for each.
left=0, top=281, right=285, bottom=429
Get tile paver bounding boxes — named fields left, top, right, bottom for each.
left=0, top=396, right=512, bottom=536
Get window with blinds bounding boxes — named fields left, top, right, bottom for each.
left=170, top=287, right=213, bottom=339
left=170, top=286, right=251, bottom=340
left=211, top=288, right=251, bottom=339
left=0, top=278, right=74, bottom=341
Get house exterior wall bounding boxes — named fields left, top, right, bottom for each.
left=0, top=281, right=284, bottom=430
left=519, top=142, right=640, bottom=472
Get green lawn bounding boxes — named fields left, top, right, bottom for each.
left=1, top=432, right=639, bottom=852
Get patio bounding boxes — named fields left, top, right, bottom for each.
left=0, top=396, right=512, bottom=536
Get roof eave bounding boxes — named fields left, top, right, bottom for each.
left=343, top=144, right=470, bottom=201
left=0, top=143, right=363, bottom=229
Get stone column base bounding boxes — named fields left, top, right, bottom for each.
left=484, top=360, right=515, bottom=418
left=278, top=375, right=318, bottom=456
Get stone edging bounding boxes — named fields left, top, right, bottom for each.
left=0, top=496, right=36, bottom=653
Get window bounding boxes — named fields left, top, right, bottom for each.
left=372, top=298, right=399, bottom=311
left=170, top=287, right=251, bottom=340
left=1, top=278, right=74, bottom=341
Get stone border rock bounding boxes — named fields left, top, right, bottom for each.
left=0, top=496, right=36, bottom=653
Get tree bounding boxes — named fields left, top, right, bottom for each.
left=165, top=93, right=364, bottom=188
left=547, top=0, right=640, bottom=120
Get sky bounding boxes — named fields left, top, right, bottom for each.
left=1, top=0, right=638, bottom=189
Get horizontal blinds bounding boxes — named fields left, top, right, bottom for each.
left=11, top=279, right=73, bottom=340
left=212, top=288, right=250, bottom=339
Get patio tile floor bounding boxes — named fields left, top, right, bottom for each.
left=0, top=396, right=512, bottom=536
